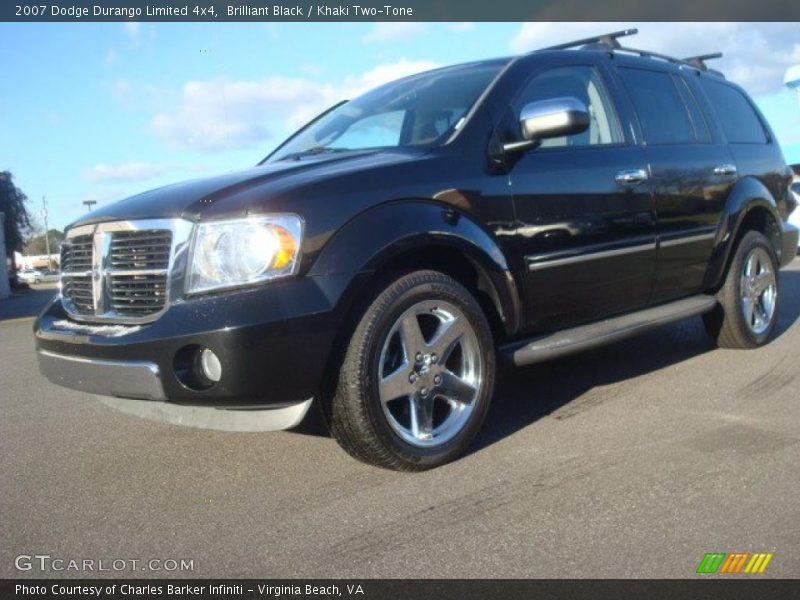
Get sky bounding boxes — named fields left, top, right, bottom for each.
left=1, top=22, right=798, bottom=231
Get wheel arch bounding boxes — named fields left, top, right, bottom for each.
left=310, top=200, right=523, bottom=341
left=704, top=177, right=783, bottom=291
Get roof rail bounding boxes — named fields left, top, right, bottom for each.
left=614, top=47, right=725, bottom=77
left=682, top=53, right=723, bottom=71
left=537, top=29, right=724, bottom=77
left=542, top=28, right=638, bottom=51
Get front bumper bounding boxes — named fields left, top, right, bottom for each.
left=37, top=350, right=165, bottom=400
left=34, top=274, right=353, bottom=408
left=781, top=221, right=800, bottom=266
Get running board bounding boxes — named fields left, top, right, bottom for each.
left=498, top=295, right=717, bottom=367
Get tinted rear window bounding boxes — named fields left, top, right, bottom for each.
left=700, top=79, right=768, bottom=144
left=619, top=68, right=697, bottom=145
left=674, top=76, right=711, bottom=143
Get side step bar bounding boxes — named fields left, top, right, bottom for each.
left=498, top=295, right=717, bottom=367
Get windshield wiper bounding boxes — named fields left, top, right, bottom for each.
left=280, top=146, right=351, bottom=161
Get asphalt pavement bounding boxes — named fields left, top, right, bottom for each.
left=1, top=263, right=799, bottom=578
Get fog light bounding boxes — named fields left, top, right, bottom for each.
left=199, top=348, right=222, bottom=382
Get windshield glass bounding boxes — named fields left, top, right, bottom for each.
left=268, top=61, right=505, bottom=162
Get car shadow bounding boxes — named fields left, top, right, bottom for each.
left=0, top=286, right=58, bottom=322
left=294, top=268, right=800, bottom=448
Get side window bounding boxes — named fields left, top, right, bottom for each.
left=673, top=76, right=711, bottom=143
left=699, top=79, right=768, bottom=144
left=619, top=67, right=697, bottom=145
left=330, top=110, right=405, bottom=149
left=512, top=66, right=622, bottom=148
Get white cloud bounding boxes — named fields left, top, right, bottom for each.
left=146, top=59, right=438, bottom=152
left=350, top=59, right=439, bottom=94
left=363, top=23, right=428, bottom=44
left=103, top=48, right=118, bottom=67
left=122, top=22, right=141, bottom=39
left=84, top=162, right=176, bottom=183
left=510, top=23, right=800, bottom=96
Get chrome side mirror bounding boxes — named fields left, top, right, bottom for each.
left=504, top=97, right=590, bottom=153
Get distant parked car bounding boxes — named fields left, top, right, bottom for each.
left=17, top=269, right=59, bottom=284
left=37, top=270, right=60, bottom=283
left=16, top=269, right=40, bottom=284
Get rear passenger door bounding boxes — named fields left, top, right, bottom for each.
left=697, top=77, right=786, bottom=207
left=617, top=66, right=734, bottom=303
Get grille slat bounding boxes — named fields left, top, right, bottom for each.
left=108, top=270, right=168, bottom=317
left=61, top=227, right=174, bottom=320
left=108, top=230, right=172, bottom=270
left=60, top=234, right=93, bottom=274
left=62, top=277, right=93, bottom=312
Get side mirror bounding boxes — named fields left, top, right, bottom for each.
left=504, top=97, right=590, bottom=153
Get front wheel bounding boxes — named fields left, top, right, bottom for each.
left=328, top=270, right=495, bottom=471
left=704, top=230, right=779, bottom=349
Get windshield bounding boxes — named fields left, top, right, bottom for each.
left=267, top=61, right=505, bottom=162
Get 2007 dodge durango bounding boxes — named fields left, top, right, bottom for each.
left=35, top=30, right=799, bottom=470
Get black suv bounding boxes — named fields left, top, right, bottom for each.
left=35, top=30, right=798, bottom=470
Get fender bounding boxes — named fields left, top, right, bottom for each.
left=703, top=176, right=783, bottom=290
left=309, top=200, right=523, bottom=336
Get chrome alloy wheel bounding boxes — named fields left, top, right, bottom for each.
left=377, top=300, right=482, bottom=448
left=740, top=246, right=777, bottom=336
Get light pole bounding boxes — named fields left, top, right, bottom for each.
left=42, top=195, right=52, bottom=270
left=83, top=200, right=97, bottom=212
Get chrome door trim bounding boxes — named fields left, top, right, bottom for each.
left=658, top=231, right=716, bottom=248
left=526, top=241, right=655, bottom=271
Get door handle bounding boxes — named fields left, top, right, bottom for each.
left=615, top=169, right=648, bottom=186
left=713, top=164, right=737, bottom=176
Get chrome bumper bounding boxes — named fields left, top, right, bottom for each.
left=36, top=349, right=313, bottom=431
left=781, top=222, right=799, bottom=266
left=37, top=350, right=166, bottom=401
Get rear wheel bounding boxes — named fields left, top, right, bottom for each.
left=328, top=270, right=495, bottom=471
left=704, top=230, right=779, bottom=349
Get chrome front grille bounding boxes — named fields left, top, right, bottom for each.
left=60, top=219, right=193, bottom=324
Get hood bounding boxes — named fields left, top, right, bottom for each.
left=69, top=148, right=428, bottom=228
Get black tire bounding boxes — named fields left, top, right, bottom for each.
left=328, top=270, right=495, bottom=471
left=703, top=230, right=780, bottom=349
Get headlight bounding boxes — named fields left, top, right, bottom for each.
left=186, top=215, right=304, bottom=294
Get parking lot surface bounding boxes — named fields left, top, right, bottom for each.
left=1, top=263, right=799, bottom=578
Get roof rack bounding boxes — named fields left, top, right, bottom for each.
left=543, top=28, right=638, bottom=51
left=682, top=53, right=723, bottom=71
left=538, top=29, right=723, bottom=77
